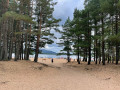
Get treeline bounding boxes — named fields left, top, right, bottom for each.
left=59, top=0, right=120, bottom=65
left=0, top=0, right=59, bottom=62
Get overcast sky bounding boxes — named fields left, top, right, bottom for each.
left=44, top=0, right=85, bottom=53
left=53, top=0, right=85, bottom=25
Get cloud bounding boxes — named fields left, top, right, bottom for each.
left=53, top=0, right=85, bottom=25
left=44, top=44, right=63, bottom=52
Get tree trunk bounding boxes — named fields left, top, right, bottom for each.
left=88, top=12, right=91, bottom=65
left=77, top=36, right=80, bottom=64
left=34, top=13, right=42, bottom=62
left=101, top=13, right=105, bottom=65
left=115, top=14, right=119, bottom=64
left=67, top=50, right=70, bottom=62
left=94, top=20, right=98, bottom=64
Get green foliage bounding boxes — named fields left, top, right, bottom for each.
left=108, top=33, right=120, bottom=44
left=0, top=11, right=34, bottom=23
left=58, top=17, right=72, bottom=53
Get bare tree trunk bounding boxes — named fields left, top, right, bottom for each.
left=34, top=13, right=42, bottom=62
left=67, top=50, right=70, bottom=62
left=115, top=14, right=119, bottom=64
left=88, top=12, right=91, bottom=65
left=15, top=21, right=22, bottom=61
left=24, top=32, right=28, bottom=60
left=3, top=20, right=8, bottom=60
left=101, top=13, right=105, bottom=65
left=77, top=37, right=80, bottom=64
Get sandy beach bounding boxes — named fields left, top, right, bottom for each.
left=0, top=58, right=120, bottom=90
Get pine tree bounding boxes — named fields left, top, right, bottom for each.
left=58, top=17, right=72, bottom=62
left=34, top=0, right=60, bottom=62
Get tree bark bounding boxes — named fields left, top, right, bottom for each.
left=34, top=13, right=42, bottom=62
left=88, top=12, right=91, bottom=65
left=101, top=13, right=105, bottom=65
left=115, top=14, right=119, bottom=64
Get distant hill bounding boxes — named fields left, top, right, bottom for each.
left=40, top=49, right=57, bottom=54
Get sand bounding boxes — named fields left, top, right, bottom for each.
left=0, top=58, right=120, bottom=90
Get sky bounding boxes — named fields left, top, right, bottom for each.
left=53, top=0, right=85, bottom=24
left=44, top=0, right=85, bottom=53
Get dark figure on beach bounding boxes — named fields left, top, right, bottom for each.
left=51, top=58, right=53, bottom=63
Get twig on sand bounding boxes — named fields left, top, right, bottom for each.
left=104, top=77, right=111, bottom=80
left=0, top=81, right=10, bottom=84
left=40, top=63, right=61, bottom=69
